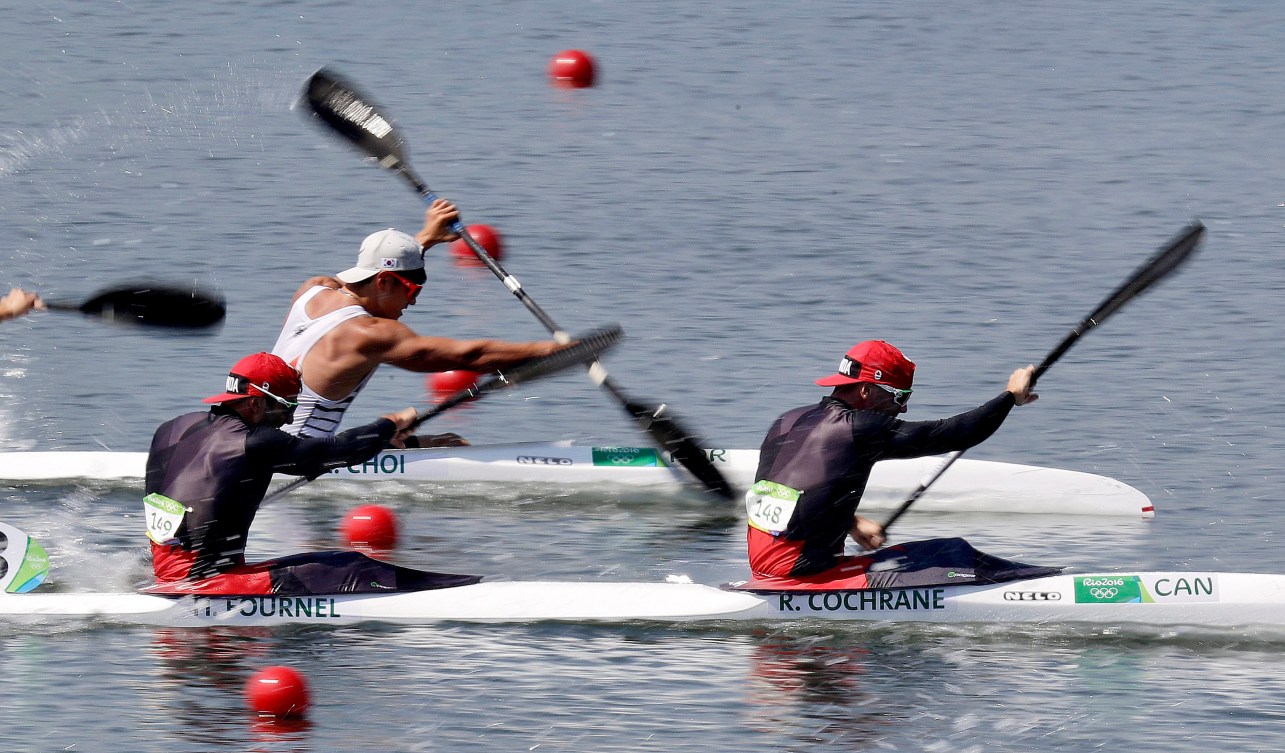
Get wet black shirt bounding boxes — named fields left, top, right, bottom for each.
left=753, top=393, right=1016, bottom=575
left=145, top=408, right=396, bottom=578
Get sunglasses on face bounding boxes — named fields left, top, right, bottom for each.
left=872, top=382, right=913, bottom=407
left=386, top=272, right=424, bottom=300
left=258, top=385, right=300, bottom=410
left=225, top=375, right=299, bottom=409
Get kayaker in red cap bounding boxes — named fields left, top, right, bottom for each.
left=746, top=340, right=1038, bottom=586
left=143, top=352, right=478, bottom=595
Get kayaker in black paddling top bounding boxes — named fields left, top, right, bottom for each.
left=270, top=200, right=570, bottom=447
left=747, top=340, right=1038, bottom=587
left=143, top=352, right=479, bottom=596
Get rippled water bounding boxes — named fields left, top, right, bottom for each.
left=5, top=1, right=1285, bottom=751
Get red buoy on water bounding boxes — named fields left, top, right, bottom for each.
left=340, top=504, right=398, bottom=550
left=428, top=370, right=482, bottom=401
left=449, top=224, right=504, bottom=267
left=245, top=666, right=310, bottom=719
left=548, top=49, right=596, bottom=88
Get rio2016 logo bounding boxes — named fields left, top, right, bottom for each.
left=1074, top=575, right=1143, bottom=604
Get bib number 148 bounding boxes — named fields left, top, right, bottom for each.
left=745, top=480, right=800, bottom=535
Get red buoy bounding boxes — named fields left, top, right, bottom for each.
left=548, top=49, right=596, bottom=88
left=428, top=369, right=482, bottom=401
left=245, top=666, right=310, bottom=719
left=340, top=504, right=399, bottom=550
left=449, top=224, right=504, bottom=267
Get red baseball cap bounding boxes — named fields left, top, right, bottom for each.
left=202, top=352, right=302, bottom=405
left=815, top=340, right=915, bottom=389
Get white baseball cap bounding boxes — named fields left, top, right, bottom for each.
left=336, top=229, right=425, bottom=284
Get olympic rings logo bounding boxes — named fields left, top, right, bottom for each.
left=1089, top=587, right=1119, bottom=599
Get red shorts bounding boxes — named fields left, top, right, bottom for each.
left=147, top=542, right=481, bottom=596
left=146, top=542, right=273, bottom=595
left=746, top=527, right=871, bottom=588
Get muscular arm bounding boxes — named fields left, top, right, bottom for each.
left=353, top=317, right=561, bottom=373
left=883, top=392, right=1017, bottom=459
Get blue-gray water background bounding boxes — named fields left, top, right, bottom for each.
left=3, top=1, right=1285, bottom=751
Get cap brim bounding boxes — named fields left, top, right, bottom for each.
left=815, top=374, right=862, bottom=387
left=336, top=267, right=379, bottom=284
left=202, top=392, right=253, bottom=405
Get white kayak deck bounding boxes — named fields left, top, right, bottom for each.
left=0, top=442, right=1153, bottom=517
left=0, top=572, right=1279, bottom=628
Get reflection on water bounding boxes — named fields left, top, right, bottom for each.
left=5, top=616, right=1285, bottom=752
left=733, top=618, right=1285, bottom=752
left=745, top=630, right=890, bottom=750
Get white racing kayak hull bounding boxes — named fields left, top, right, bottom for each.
left=1, top=572, right=1279, bottom=628
left=0, top=443, right=1153, bottom=517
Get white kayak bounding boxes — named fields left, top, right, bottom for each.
left=0, top=571, right=1278, bottom=628
left=0, top=442, right=1153, bottom=517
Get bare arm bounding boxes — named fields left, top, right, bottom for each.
left=354, top=317, right=562, bottom=374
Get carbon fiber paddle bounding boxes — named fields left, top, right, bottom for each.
left=300, top=67, right=734, bottom=501
left=45, top=283, right=226, bottom=329
left=881, top=222, right=1206, bottom=533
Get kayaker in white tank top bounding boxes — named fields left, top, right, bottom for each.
left=269, top=200, right=569, bottom=445
left=271, top=285, right=373, bottom=437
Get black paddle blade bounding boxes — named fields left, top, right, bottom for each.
left=1036, top=222, right=1205, bottom=379
left=1086, top=222, right=1205, bottom=326
left=492, top=324, right=624, bottom=388
left=411, top=324, right=624, bottom=429
left=69, top=285, right=226, bottom=328
left=620, top=399, right=735, bottom=501
left=304, top=68, right=408, bottom=168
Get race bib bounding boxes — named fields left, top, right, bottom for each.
left=746, top=480, right=800, bottom=535
left=144, top=493, right=188, bottom=545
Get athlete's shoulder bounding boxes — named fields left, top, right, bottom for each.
left=340, top=315, right=419, bottom=350
left=292, top=276, right=340, bottom=302
left=243, top=422, right=297, bottom=455
left=151, top=410, right=207, bottom=442
left=838, top=403, right=898, bottom=434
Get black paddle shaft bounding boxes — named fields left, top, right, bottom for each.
left=406, top=323, right=624, bottom=431
left=880, top=222, right=1206, bottom=533
left=303, top=68, right=734, bottom=501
